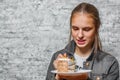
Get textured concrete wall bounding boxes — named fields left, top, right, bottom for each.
left=0, top=0, right=120, bottom=80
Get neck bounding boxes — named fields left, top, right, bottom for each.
left=75, top=46, right=93, bottom=57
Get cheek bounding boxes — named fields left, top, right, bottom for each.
left=86, top=32, right=95, bottom=40
left=71, top=31, right=77, bottom=38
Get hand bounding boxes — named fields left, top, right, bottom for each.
left=53, top=53, right=67, bottom=69
left=56, top=73, right=88, bottom=80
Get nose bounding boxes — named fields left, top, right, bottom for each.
left=78, top=29, right=83, bottom=38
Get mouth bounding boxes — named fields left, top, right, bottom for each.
left=77, top=39, right=86, bottom=45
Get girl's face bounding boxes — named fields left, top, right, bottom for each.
left=71, top=13, right=96, bottom=49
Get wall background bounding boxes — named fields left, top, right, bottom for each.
left=0, top=0, right=120, bottom=80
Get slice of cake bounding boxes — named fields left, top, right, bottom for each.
left=57, top=58, right=76, bottom=72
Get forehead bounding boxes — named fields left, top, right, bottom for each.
left=72, top=12, right=94, bottom=19
left=71, top=13, right=95, bottom=27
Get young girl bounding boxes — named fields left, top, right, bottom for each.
left=46, top=2, right=119, bottom=80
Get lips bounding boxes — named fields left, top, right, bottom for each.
left=77, top=39, right=86, bottom=45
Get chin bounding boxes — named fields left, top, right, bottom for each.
left=76, top=44, right=86, bottom=48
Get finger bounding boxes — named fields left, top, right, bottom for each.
left=55, top=74, right=60, bottom=80
left=57, top=54, right=64, bottom=59
left=63, top=53, right=67, bottom=58
left=53, top=60, right=58, bottom=69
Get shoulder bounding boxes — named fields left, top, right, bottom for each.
left=98, top=51, right=117, bottom=60
left=94, top=51, right=119, bottom=74
left=97, top=50, right=119, bottom=65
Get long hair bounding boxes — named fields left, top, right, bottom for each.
left=69, top=2, right=102, bottom=54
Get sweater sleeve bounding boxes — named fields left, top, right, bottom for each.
left=46, top=53, right=56, bottom=80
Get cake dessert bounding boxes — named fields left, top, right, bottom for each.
left=57, top=57, right=76, bottom=72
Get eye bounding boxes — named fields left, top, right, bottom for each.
left=83, top=27, right=92, bottom=31
left=72, top=26, right=79, bottom=30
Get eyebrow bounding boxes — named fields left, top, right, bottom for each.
left=72, top=25, right=93, bottom=28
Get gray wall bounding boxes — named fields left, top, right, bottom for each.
left=0, top=0, right=120, bottom=80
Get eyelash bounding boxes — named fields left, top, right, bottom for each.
left=73, top=28, right=79, bottom=30
left=83, top=28, right=91, bottom=31
left=72, top=27, right=91, bottom=31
